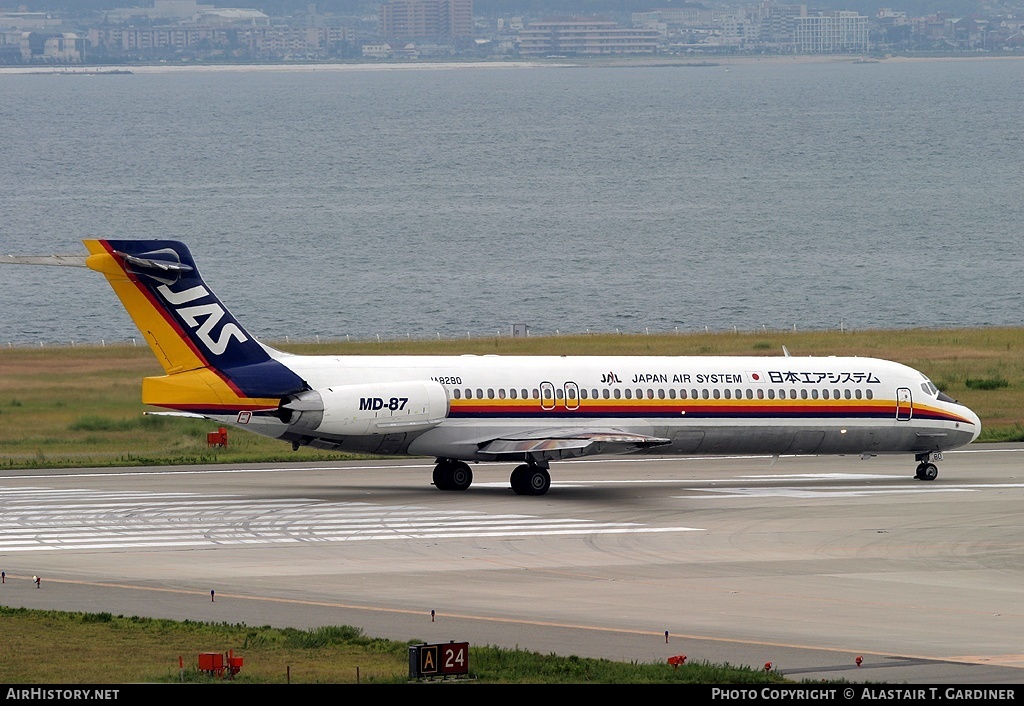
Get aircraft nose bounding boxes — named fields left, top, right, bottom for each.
left=965, top=405, right=982, bottom=443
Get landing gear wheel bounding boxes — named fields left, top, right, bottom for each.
left=510, top=464, right=529, bottom=495
left=433, top=460, right=473, bottom=491
left=916, top=463, right=938, bottom=481
left=510, top=464, right=550, bottom=496
left=446, top=462, right=473, bottom=491
left=526, top=467, right=551, bottom=495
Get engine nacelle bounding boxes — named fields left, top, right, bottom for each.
left=279, top=380, right=449, bottom=437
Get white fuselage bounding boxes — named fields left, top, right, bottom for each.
left=232, top=353, right=981, bottom=462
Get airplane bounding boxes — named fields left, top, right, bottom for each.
left=2, top=239, right=981, bottom=496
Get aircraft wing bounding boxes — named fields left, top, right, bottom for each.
left=477, top=428, right=671, bottom=461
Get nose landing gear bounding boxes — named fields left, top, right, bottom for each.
left=914, top=452, right=942, bottom=481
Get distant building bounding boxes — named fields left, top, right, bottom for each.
left=21, top=31, right=84, bottom=62
left=87, top=25, right=349, bottom=59
left=518, top=20, right=659, bottom=56
left=631, top=8, right=716, bottom=27
left=105, top=0, right=215, bottom=21
left=362, top=42, right=393, bottom=58
left=379, top=0, right=473, bottom=42
left=795, top=11, right=869, bottom=53
left=759, top=3, right=807, bottom=51
left=0, top=11, right=62, bottom=30
left=198, top=9, right=270, bottom=28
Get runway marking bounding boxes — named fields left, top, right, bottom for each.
left=0, top=488, right=701, bottom=552
left=676, top=481, right=1024, bottom=499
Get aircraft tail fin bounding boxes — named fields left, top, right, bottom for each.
left=83, top=240, right=306, bottom=410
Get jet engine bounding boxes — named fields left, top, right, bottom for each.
left=278, top=379, right=449, bottom=437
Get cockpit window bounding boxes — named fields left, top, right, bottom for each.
left=922, top=375, right=957, bottom=403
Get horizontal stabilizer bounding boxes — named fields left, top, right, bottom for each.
left=478, top=428, right=670, bottom=461
left=144, top=411, right=209, bottom=419
left=1, top=254, right=88, bottom=267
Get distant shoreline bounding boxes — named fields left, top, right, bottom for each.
left=0, top=61, right=546, bottom=75
left=2, top=53, right=1023, bottom=76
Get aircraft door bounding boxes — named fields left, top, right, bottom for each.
left=896, top=387, right=913, bottom=421
left=540, top=381, right=556, bottom=411
left=564, top=382, right=580, bottom=410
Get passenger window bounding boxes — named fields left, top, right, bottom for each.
left=723, top=389, right=731, bottom=399
left=855, top=389, right=862, bottom=399
left=822, top=389, right=829, bottom=399
left=701, top=389, right=709, bottom=399
left=603, top=389, right=610, bottom=399
left=624, top=389, right=632, bottom=399
left=614, top=389, right=621, bottom=399
left=498, top=389, right=505, bottom=399
left=845, top=390, right=852, bottom=399
left=713, top=389, right=721, bottom=399
left=465, top=389, right=473, bottom=399
left=757, top=389, right=764, bottom=399
left=580, top=389, right=588, bottom=400
left=767, top=389, right=775, bottom=400
left=453, top=388, right=461, bottom=399
left=510, top=388, right=517, bottom=399
left=668, top=389, right=676, bottom=399
left=800, top=389, right=808, bottom=399
left=866, top=390, right=873, bottom=400
left=811, top=389, right=819, bottom=399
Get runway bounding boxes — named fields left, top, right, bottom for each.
left=2, top=443, right=1023, bottom=684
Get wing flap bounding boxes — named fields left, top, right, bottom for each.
left=478, top=428, right=670, bottom=461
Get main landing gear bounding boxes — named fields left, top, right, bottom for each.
left=432, top=458, right=552, bottom=496
left=510, top=460, right=551, bottom=496
left=432, top=458, right=473, bottom=491
left=914, top=452, right=941, bottom=481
